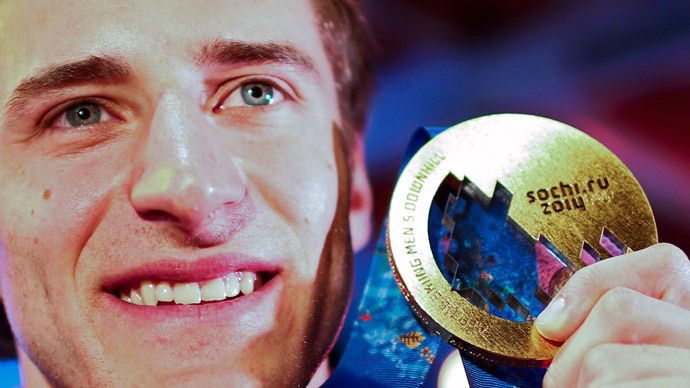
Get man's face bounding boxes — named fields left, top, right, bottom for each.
left=0, top=1, right=366, bottom=386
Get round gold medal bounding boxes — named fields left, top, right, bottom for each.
left=386, top=114, right=657, bottom=366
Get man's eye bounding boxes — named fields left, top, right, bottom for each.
left=53, top=102, right=113, bottom=128
left=220, top=82, right=285, bottom=108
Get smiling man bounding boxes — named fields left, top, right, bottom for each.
left=0, top=0, right=373, bottom=387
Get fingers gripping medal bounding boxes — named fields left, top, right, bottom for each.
left=386, top=114, right=657, bottom=367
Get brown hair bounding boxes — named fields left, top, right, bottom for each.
left=312, top=0, right=374, bottom=146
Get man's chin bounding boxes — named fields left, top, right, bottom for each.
left=19, top=345, right=264, bottom=388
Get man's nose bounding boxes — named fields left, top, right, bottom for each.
left=130, top=92, right=246, bottom=245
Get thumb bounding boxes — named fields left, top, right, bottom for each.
left=534, top=243, right=690, bottom=342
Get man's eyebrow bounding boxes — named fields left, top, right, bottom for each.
left=5, top=55, right=132, bottom=116
left=194, top=39, right=317, bottom=72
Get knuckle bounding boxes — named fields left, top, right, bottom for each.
left=599, top=286, right=635, bottom=309
left=580, top=344, right=614, bottom=380
left=594, top=287, right=637, bottom=328
left=654, top=243, right=689, bottom=267
left=566, top=263, right=600, bottom=292
left=652, top=244, right=690, bottom=299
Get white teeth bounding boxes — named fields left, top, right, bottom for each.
left=130, top=289, right=144, bottom=305
left=239, top=271, right=256, bottom=295
left=174, top=282, right=201, bottom=305
left=140, top=281, right=157, bottom=306
left=201, top=278, right=226, bottom=301
left=224, top=273, right=240, bottom=297
left=120, top=291, right=132, bottom=303
left=118, top=271, right=262, bottom=306
left=154, top=282, right=174, bottom=302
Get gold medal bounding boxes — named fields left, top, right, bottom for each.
left=386, top=114, right=657, bottom=366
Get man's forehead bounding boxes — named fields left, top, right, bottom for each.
left=0, top=0, right=327, bottom=97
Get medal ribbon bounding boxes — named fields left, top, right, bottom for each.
left=324, top=128, right=445, bottom=387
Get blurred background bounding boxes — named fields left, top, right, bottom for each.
left=362, top=0, right=689, bottom=253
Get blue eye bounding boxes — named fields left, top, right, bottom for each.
left=241, top=83, right=275, bottom=106
left=50, top=101, right=115, bottom=129
left=65, top=103, right=101, bottom=126
left=219, top=81, right=285, bottom=109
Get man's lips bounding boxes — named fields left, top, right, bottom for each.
left=101, top=255, right=280, bottom=307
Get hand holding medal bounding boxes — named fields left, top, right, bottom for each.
left=386, top=114, right=690, bottom=386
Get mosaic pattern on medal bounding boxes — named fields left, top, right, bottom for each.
left=428, top=174, right=630, bottom=323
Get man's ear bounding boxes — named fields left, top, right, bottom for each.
left=349, top=136, right=372, bottom=252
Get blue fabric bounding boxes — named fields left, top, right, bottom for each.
left=463, top=357, right=546, bottom=388
left=323, top=227, right=443, bottom=387
left=0, top=359, right=20, bottom=388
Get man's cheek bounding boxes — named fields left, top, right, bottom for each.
left=0, top=201, right=43, bottom=297
left=0, top=239, right=7, bottom=299
left=0, top=232, right=53, bottom=338
left=294, top=176, right=338, bottom=257
left=38, top=168, right=122, bottom=253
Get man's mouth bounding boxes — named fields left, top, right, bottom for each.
left=114, top=271, right=269, bottom=306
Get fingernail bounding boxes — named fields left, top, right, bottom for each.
left=535, top=296, right=566, bottom=334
